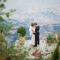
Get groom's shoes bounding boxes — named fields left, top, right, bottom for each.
left=38, top=43, right=39, bottom=45
left=33, top=45, right=37, bottom=47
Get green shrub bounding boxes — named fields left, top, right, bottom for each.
left=47, top=33, right=53, bottom=40
left=17, top=26, right=26, bottom=37
left=47, top=33, right=54, bottom=43
left=57, top=32, right=60, bottom=39
left=0, top=35, right=7, bottom=56
left=0, top=35, right=5, bottom=42
left=51, top=40, right=60, bottom=60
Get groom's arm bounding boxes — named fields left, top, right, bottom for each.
left=34, top=26, right=40, bottom=34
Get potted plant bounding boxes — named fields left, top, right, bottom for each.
left=17, top=26, right=26, bottom=44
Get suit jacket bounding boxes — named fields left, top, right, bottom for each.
left=35, top=25, right=40, bottom=35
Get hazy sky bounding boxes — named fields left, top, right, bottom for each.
left=4, top=0, right=60, bottom=24
left=5, top=0, right=60, bottom=13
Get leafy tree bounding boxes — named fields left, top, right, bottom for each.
left=0, top=0, right=16, bottom=36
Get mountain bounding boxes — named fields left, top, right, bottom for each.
left=1, top=19, right=60, bottom=46
left=8, top=19, right=60, bottom=42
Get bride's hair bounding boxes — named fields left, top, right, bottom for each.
left=31, top=23, right=34, bottom=26
left=34, top=22, right=37, bottom=25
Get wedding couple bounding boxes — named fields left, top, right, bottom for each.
left=29, top=23, right=40, bottom=47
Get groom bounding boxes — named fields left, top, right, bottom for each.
left=33, top=23, right=40, bottom=47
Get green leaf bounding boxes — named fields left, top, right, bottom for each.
left=0, top=4, right=5, bottom=8
left=0, top=16, right=5, bottom=21
left=10, top=9, right=16, bottom=12
left=4, top=0, right=6, bottom=2
left=10, top=9, right=14, bottom=12
left=6, top=13, right=9, bottom=17
left=14, top=9, right=16, bottom=11
left=0, top=16, right=3, bottom=20
left=0, top=35, right=5, bottom=42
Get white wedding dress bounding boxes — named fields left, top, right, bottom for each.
left=29, top=26, right=35, bottom=45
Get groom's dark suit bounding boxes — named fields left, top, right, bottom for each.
left=34, top=25, right=40, bottom=47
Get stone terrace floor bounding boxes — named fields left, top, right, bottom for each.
left=15, top=39, right=57, bottom=59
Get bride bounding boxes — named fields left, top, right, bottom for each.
left=29, top=23, right=35, bottom=46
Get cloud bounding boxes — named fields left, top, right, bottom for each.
left=9, top=5, right=60, bottom=26
left=27, top=9, right=34, bottom=14
left=57, top=8, right=60, bottom=15
left=27, top=8, right=38, bottom=14
left=10, top=14, right=20, bottom=20
left=34, top=16, right=52, bottom=26
left=20, top=15, right=28, bottom=22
